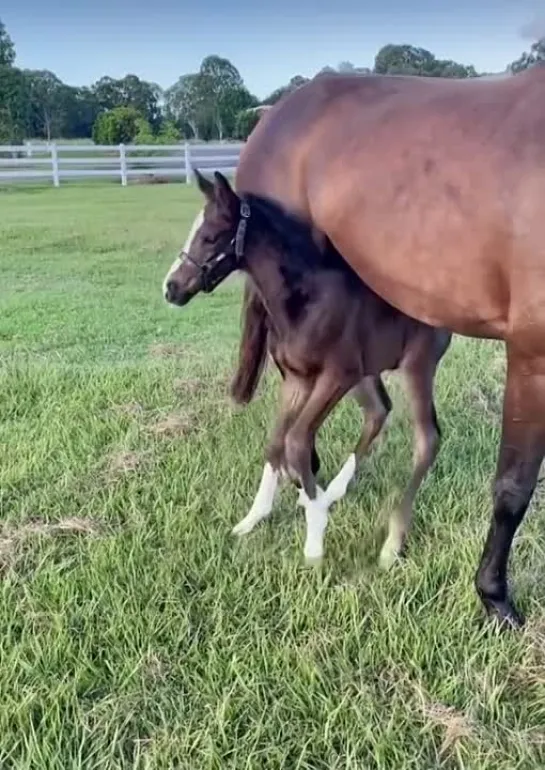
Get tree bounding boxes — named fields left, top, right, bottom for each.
left=0, top=19, right=15, bottom=67
left=0, top=65, right=31, bottom=143
left=374, top=44, right=477, bottom=78
left=91, top=74, right=161, bottom=127
left=438, top=60, right=478, bottom=78
left=197, top=55, right=256, bottom=139
left=25, top=69, right=69, bottom=140
left=316, top=62, right=371, bottom=78
left=156, top=120, right=180, bottom=144
left=217, top=84, right=257, bottom=138
left=374, top=44, right=435, bottom=75
left=262, top=75, right=310, bottom=105
left=133, top=116, right=155, bottom=145
left=510, top=39, right=545, bottom=73
left=92, top=106, right=142, bottom=144
left=337, top=61, right=371, bottom=74
left=63, top=87, right=101, bottom=139
left=235, top=108, right=262, bottom=140
left=164, top=73, right=207, bottom=139
left=132, top=116, right=179, bottom=144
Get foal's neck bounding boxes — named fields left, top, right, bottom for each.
left=243, top=228, right=314, bottom=337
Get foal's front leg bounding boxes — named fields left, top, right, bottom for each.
left=232, top=374, right=312, bottom=536
left=285, top=371, right=353, bottom=563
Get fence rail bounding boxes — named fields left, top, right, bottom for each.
left=0, top=142, right=245, bottom=186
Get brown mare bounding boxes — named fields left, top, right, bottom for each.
left=164, top=170, right=451, bottom=567
left=165, top=64, right=545, bottom=628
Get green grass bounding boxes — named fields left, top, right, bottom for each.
left=2, top=184, right=545, bottom=769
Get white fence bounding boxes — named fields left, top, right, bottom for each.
left=0, top=142, right=245, bottom=186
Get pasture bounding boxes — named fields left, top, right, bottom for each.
left=1, top=183, right=545, bottom=768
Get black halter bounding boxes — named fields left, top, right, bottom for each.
left=182, top=200, right=251, bottom=294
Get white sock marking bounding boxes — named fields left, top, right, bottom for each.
left=232, top=463, right=279, bottom=536
left=162, top=208, right=204, bottom=298
left=323, top=453, right=356, bottom=505
left=299, top=487, right=330, bottom=564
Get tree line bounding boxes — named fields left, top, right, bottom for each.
left=1, top=18, right=544, bottom=146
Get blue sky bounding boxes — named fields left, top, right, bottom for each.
left=2, top=0, right=544, bottom=98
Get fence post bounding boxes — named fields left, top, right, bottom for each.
left=119, top=144, right=127, bottom=186
left=50, top=143, right=60, bottom=187
left=184, top=142, right=193, bottom=185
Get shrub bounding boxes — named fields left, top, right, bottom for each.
left=92, top=106, right=143, bottom=145
left=156, top=120, right=180, bottom=144
left=234, top=108, right=261, bottom=140
left=133, top=116, right=155, bottom=145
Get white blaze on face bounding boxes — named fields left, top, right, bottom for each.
left=162, top=208, right=205, bottom=299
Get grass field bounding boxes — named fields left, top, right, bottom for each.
left=2, top=184, right=545, bottom=769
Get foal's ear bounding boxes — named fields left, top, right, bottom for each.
left=213, top=171, right=238, bottom=214
left=194, top=167, right=215, bottom=202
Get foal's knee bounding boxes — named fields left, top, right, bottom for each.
left=284, top=430, right=312, bottom=485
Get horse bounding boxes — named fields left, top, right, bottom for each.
left=164, top=169, right=452, bottom=566
left=163, top=65, right=545, bottom=629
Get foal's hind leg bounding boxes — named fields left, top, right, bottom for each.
left=378, top=361, right=442, bottom=569
left=324, top=375, right=392, bottom=503
left=475, top=350, right=545, bottom=628
left=232, top=374, right=312, bottom=536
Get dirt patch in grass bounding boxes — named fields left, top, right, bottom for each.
left=149, top=342, right=185, bottom=359
left=110, top=401, right=146, bottom=418
left=470, top=383, right=502, bottom=419
left=0, top=516, right=101, bottom=572
left=148, top=411, right=197, bottom=438
left=103, top=449, right=151, bottom=482
left=420, top=699, right=476, bottom=755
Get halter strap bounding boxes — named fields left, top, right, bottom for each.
left=181, top=199, right=251, bottom=293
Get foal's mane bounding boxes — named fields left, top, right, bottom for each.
left=243, top=192, right=357, bottom=280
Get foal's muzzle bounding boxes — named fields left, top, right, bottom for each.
left=164, top=279, right=193, bottom=306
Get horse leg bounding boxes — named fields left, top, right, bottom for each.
left=284, top=371, right=354, bottom=564
left=475, top=351, right=545, bottom=629
left=378, top=358, right=442, bottom=570
left=275, top=359, right=321, bottom=475
left=232, top=373, right=312, bottom=536
left=323, top=375, right=392, bottom=504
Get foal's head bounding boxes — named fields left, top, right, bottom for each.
left=163, top=169, right=249, bottom=307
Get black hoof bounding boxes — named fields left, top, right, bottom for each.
left=483, top=598, right=525, bottom=630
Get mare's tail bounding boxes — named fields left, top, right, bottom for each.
left=230, top=279, right=270, bottom=404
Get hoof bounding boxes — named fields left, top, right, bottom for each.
left=378, top=532, right=405, bottom=571
left=304, top=554, right=323, bottom=568
left=378, top=545, right=400, bottom=571
left=231, top=518, right=256, bottom=536
left=483, top=598, right=525, bottom=630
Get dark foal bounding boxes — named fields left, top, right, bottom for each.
left=164, top=170, right=451, bottom=565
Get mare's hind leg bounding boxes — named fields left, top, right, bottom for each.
left=324, top=375, right=392, bottom=503
left=378, top=360, right=442, bottom=569
left=475, top=350, right=545, bottom=629
left=284, top=371, right=354, bottom=563
left=232, top=374, right=312, bottom=536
